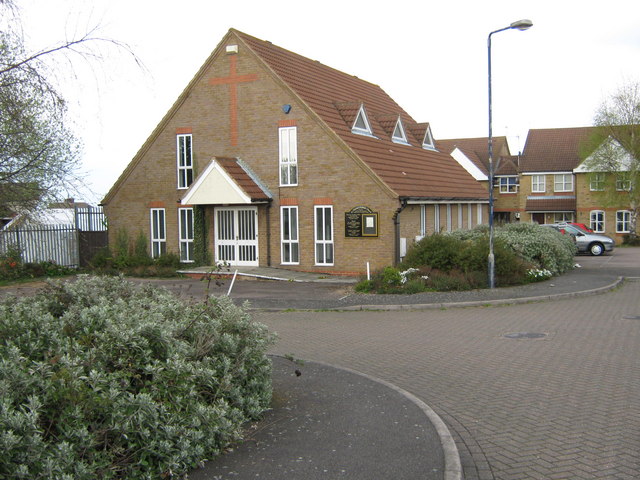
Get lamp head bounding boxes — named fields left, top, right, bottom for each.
left=510, top=19, right=533, bottom=31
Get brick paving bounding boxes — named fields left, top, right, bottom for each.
left=253, top=281, right=640, bottom=479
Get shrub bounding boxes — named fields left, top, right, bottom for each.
left=402, top=233, right=464, bottom=272
left=0, top=275, right=275, bottom=479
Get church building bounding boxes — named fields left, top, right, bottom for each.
left=102, top=29, right=489, bottom=274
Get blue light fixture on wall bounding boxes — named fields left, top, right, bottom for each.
left=282, top=104, right=292, bottom=114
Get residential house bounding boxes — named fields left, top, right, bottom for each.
left=444, top=127, right=637, bottom=243
left=102, top=29, right=489, bottom=273
left=437, top=136, right=521, bottom=223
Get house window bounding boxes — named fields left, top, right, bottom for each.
left=616, top=210, right=631, bottom=233
left=281, top=206, right=299, bottom=264
left=279, top=126, right=298, bottom=186
left=352, top=104, right=373, bottom=136
left=590, top=173, right=605, bottom=191
left=391, top=117, right=409, bottom=145
left=476, top=204, right=483, bottom=224
left=499, top=176, right=518, bottom=193
left=532, top=175, right=545, bottom=193
left=314, top=206, right=334, bottom=265
left=177, top=134, right=193, bottom=189
left=422, top=126, right=436, bottom=150
left=419, top=205, right=426, bottom=237
left=616, top=172, right=631, bottom=191
left=178, top=208, right=194, bottom=262
left=553, top=212, right=574, bottom=223
left=446, top=204, right=452, bottom=232
left=434, top=205, right=440, bottom=232
left=554, top=174, right=573, bottom=192
left=590, top=210, right=605, bottom=233
left=150, top=208, right=166, bottom=258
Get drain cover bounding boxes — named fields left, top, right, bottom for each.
left=623, top=315, right=640, bottom=320
left=503, top=332, right=547, bottom=339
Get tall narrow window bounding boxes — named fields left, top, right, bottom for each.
left=279, top=127, right=298, bottom=186
left=177, top=134, right=193, bottom=189
left=446, top=204, right=452, bottom=232
left=616, top=210, right=631, bottom=233
left=178, top=208, right=194, bottom=262
left=315, top=206, right=334, bottom=265
left=150, top=208, right=166, bottom=258
left=419, top=205, right=427, bottom=237
left=590, top=210, right=605, bottom=233
left=532, top=175, right=546, bottom=193
left=434, top=205, right=440, bottom=232
left=590, top=173, right=605, bottom=191
left=281, top=206, right=299, bottom=264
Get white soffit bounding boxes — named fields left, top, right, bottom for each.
left=450, top=148, right=487, bottom=181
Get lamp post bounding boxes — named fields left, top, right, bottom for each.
left=487, top=19, right=532, bottom=289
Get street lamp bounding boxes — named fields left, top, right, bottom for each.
left=487, top=19, right=533, bottom=289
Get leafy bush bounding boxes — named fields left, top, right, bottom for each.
left=0, top=247, right=73, bottom=282
left=0, top=275, right=275, bottom=479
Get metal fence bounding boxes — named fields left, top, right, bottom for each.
left=0, top=206, right=108, bottom=268
left=0, top=224, right=79, bottom=267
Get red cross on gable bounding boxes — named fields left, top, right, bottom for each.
left=209, top=54, right=258, bottom=146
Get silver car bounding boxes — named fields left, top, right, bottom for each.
left=545, top=223, right=615, bottom=256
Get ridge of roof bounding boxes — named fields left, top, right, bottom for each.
left=234, top=29, right=487, bottom=200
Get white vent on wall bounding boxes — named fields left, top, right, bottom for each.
left=226, top=45, right=238, bottom=54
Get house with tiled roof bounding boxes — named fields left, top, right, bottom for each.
left=437, top=136, right=521, bottom=223
left=102, top=29, right=489, bottom=273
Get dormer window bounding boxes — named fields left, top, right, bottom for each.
left=351, top=104, right=374, bottom=136
left=392, top=117, right=410, bottom=145
left=422, top=126, right=436, bottom=150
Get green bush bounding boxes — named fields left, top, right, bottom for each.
left=0, top=275, right=275, bottom=479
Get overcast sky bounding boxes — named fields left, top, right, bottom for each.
left=16, top=0, right=640, bottom=203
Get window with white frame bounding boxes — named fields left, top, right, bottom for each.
left=177, top=134, right=193, bottom=189
left=616, top=210, right=631, bottom=233
left=178, top=208, right=194, bottom=262
left=150, top=208, right=166, bottom=258
left=553, top=212, right=574, bottom=223
left=590, top=210, right=605, bottom=233
left=476, top=204, right=483, bottom=224
left=419, top=205, right=426, bottom=237
left=391, top=117, right=409, bottom=145
left=531, top=175, right=546, bottom=193
left=352, top=104, right=373, bottom=136
left=554, top=174, right=574, bottom=192
left=590, top=173, right=605, bottom=191
left=434, top=205, right=440, bottom=232
left=422, top=126, right=436, bottom=150
left=446, top=204, right=452, bottom=232
left=281, top=206, right=299, bottom=264
left=314, top=206, right=334, bottom=265
left=499, top=176, right=518, bottom=193
left=616, top=172, right=631, bottom=191
left=279, top=126, right=298, bottom=186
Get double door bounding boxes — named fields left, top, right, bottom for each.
left=215, top=207, right=258, bottom=266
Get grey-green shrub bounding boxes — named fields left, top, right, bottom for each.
left=0, top=275, right=275, bottom=479
left=449, top=223, right=576, bottom=275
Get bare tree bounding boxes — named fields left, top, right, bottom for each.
left=0, top=1, right=140, bottom=216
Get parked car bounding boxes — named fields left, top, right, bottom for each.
left=568, top=222, right=594, bottom=233
left=544, top=223, right=615, bottom=256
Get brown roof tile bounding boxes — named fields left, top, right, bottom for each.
left=216, top=157, right=271, bottom=202
left=236, top=30, right=487, bottom=200
left=520, top=127, right=597, bottom=172
left=525, top=196, right=576, bottom=212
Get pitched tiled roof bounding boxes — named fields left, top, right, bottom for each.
left=520, top=127, right=597, bottom=172
left=235, top=30, right=487, bottom=200
left=436, top=136, right=511, bottom=176
left=216, top=158, right=271, bottom=202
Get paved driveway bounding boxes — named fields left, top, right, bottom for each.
left=252, top=250, right=640, bottom=479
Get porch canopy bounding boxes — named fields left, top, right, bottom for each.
left=181, top=157, right=271, bottom=205
left=525, top=196, right=576, bottom=212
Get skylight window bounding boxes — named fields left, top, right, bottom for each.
left=351, top=104, right=373, bottom=136
left=392, top=117, right=410, bottom=145
left=422, top=126, right=436, bottom=150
